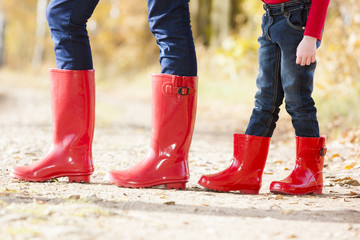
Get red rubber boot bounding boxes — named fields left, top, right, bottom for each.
left=270, top=136, right=327, bottom=195
left=105, top=74, right=197, bottom=189
left=198, top=134, right=270, bottom=194
left=11, top=69, right=95, bottom=182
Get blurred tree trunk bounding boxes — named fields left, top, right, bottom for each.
left=0, top=10, right=5, bottom=67
left=191, top=0, right=244, bottom=47
left=210, top=0, right=231, bottom=47
left=32, top=0, right=48, bottom=67
left=190, top=0, right=211, bottom=46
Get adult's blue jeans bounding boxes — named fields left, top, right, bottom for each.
left=245, top=0, right=320, bottom=138
left=46, top=0, right=197, bottom=76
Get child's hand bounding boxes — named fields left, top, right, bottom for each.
left=296, top=36, right=317, bottom=66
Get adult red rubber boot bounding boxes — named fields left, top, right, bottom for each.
left=198, top=134, right=270, bottom=194
left=270, top=136, right=326, bottom=195
left=105, top=74, right=197, bottom=189
left=11, top=69, right=95, bottom=182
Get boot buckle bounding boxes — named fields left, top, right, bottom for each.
left=320, top=147, right=327, bottom=156
left=178, top=87, right=190, bottom=95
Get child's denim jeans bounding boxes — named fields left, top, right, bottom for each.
left=46, top=0, right=197, bottom=76
left=245, top=0, right=320, bottom=138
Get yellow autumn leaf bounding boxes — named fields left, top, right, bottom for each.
left=345, top=163, right=356, bottom=170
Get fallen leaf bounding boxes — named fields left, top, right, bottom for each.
left=349, top=191, right=358, bottom=196
left=331, top=153, right=340, bottom=159
left=33, top=199, right=45, bottom=205
left=163, top=201, right=175, bottom=205
left=275, top=195, right=284, bottom=200
left=68, top=195, right=81, bottom=200
left=0, top=188, right=18, bottom=195
left=331, top=177, right=360, bottom=186
left=288, top=234, right=297, bottom=239
left=345, top=163, right=356, bottom=170
left=264, top=172, right=273, bottom=175
left=284, top=167, right=290, bottom=170
left=281, top=209, right=294, bottom=214
left=325, top=176, right=337, bottom=179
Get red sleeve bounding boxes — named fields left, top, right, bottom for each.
left=304, top=0, right=330, bottom=41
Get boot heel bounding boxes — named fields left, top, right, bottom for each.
left=311, top=189, right=322, bottom=195
left=240, top=189, right=259, bottom=194
left=166, top=182, right=186, bottom=190
left=68, top=175, right=90, bottom=183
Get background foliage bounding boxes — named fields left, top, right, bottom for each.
left=0, top=0, right=359, bottom=135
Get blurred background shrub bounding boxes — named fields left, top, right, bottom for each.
left=0, top=0, right=359, bottom=136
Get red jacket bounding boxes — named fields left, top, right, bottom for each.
left=262, top=0, right=330, bottom=40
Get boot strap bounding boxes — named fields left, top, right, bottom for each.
left=320, top=147, right=327, bottom=156
left=163, top=85, right=195, bottom=95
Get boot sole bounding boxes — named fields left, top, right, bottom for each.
left=270, top=189, right=322, bottom=195
left=198, top=181, right=260, bottom=194
left=204, top=187, right=260, bottom=194
left=105, top=175, right=187, bottom=190
left=199, top=184, right=260, bottom=194
left=10, top=172, right=92, bottom=183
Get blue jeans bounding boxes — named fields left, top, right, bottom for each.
left=46, top=0, right=197, bottom=76
left=245, top=0, right=320, bottom=138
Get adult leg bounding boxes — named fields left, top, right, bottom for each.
left=47, top=0, right=99, bottom=70
left=147, top=0, right=197, bottom=76
left=11, top=0, right=98, bottom=182
left=105, top=0, right=198, bottom=189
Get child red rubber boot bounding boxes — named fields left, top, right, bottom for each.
left=11, top=69, right=95, bottom=182
left=198, top=134, right=270, bottom=194
left=105, top=74, right=197, bottom=189
left=270, top=136, right=326, bottom=195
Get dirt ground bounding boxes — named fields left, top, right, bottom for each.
left=0, top=69, right=359, bottom=240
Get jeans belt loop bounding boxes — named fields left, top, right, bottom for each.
left=263, top=3, right=269, bottom=14
left=281, top=3, right=289, bottom=17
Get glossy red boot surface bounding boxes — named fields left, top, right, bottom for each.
left=105, top=74, right=197, bottom=189
left=270, top=136, right=327, bottom=195
left=11, top=69, right=95, bottom=182
left=198, top=134, right=270, bottom=194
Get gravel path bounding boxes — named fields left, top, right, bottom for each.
left=0, top=70, right=359, bottom=240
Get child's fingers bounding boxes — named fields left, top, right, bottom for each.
left=300, top=56, right=307, bottom=66
left=311, top=55, right=316, bottom=63
left=296, top=55, right=302, bottom=65
left=305, top=55, right=316, bottom=65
